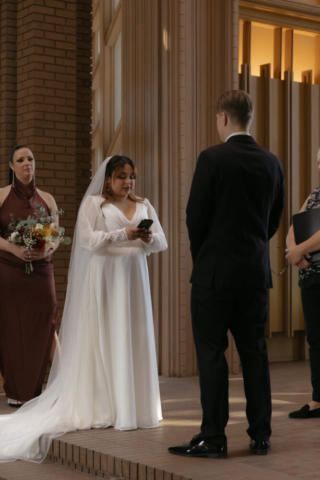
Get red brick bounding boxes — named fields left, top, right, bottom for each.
left=45, top=15, right=66, bottom=25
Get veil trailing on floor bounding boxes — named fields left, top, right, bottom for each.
left=0, top=158, right=112, bottom=463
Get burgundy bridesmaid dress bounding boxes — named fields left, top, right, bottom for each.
left=0, top=178, right=58, bottom=402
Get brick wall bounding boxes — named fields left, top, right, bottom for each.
left=0, top=0, right=92, bottom=385
left=0, top=0, right=17, bottom=185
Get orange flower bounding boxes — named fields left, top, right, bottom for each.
left=42, top=225, right=52, bottom=238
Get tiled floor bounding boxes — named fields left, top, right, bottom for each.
left=0, top=361, right=319, bottom=480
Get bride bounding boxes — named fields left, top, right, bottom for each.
left=0, top=155, right=167, bottom=462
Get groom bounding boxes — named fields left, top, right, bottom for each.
left=168, top=90, right=285, bottom=459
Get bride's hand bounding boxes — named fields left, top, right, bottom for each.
left=125, top=227, right=144, bottom=240
left=140, top=229, right=152, bottom=243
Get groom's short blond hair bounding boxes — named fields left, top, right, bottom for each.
left=216, top=90, right=253, bottom=128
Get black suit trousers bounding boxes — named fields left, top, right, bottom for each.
left=191, top=285, right=272, bottom=445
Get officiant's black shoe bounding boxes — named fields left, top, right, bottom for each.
left=249, top=439, right=270, bottom=455
left=289, top=404, right=320, bottom=419
left=168, top=434, right=227, bottom=459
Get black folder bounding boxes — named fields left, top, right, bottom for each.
left=292, top=208, right=320, bottom=263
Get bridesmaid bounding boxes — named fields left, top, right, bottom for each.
left=0, top=145, right=60, bottom=407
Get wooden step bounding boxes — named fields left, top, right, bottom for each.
left=47, top=440, right=124, bottom=479
left=0, top=458, right=104, bottom=480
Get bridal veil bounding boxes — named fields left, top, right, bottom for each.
left=0, top=158, right=113, bottom=462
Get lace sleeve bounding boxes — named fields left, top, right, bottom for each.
left=79, top=196, right=128, bottom=254
left=141, top=199, right=168, bottom=255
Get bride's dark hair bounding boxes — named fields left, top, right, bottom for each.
left=101, top=155, right=143, bottom=207
left=8, top=145, right=29, bottom=185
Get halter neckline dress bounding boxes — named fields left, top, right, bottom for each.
left=0, top=178, right=58, bottom=402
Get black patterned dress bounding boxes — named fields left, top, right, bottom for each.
left=298, top=187, right=320, bottom=288
left=296, top=186, right=320, bottom=404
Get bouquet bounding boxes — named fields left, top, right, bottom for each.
left=7, top=203, right=71, bottom=274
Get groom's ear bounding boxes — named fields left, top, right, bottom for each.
left=222, top=112, right=228, bottom=127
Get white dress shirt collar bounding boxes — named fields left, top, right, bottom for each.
left=225, top=132, right=251, bottom=143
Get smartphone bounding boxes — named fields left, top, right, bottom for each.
left=137, top=219, right=154, bottom=230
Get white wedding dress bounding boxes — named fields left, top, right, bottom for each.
left=76, top=196, right=167, bottom=430
left=0, top=158, right=167, bottom=463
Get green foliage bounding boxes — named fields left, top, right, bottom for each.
left=61, top=237, right=72, bottom=245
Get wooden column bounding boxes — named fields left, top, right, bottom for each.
left=186, top=0, right=240, bottom=374
left=315, top=35, right=320, bottom=85
left=285, top=30, right=293, bottom=73
left=243, top=21, right=251, bottom=65
left=122, top=0, right=165, bottom=372
left=122, top=0, right=240, bottom=376
left=159, top=0, right=182, bottom=376
left=274, top=27, right=282, bottom=80
left=284, top=70, right=293, bottom=338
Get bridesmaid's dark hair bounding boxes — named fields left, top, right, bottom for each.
left=101, top=155, right=143, bottom=207
left=8, top=145, right=29, bottom=185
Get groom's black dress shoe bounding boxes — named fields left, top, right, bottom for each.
left=289, top=404, right=320, bottom=419
left=168, top=434, right=227, bottom=459
left=249, top=439, right=270, bottom=455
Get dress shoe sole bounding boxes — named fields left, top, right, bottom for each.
left=250, top=445, right=270, bottom=455
left=168, top=449, right=228, bottom=459
left=289, top=414, right=320, bottom=419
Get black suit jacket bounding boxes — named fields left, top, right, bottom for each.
left=186, top=135, right=285, bottom=289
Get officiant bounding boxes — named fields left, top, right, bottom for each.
left=286, top=149, right=320, bottom=419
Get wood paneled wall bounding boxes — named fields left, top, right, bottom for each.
left=240, top=3, right=320, bottom=360
left=120, top=0, right=320, bottom=375
left=122, top=0, right=240, bottom=375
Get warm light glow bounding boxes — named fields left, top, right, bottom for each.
left=230, top=410, right=288, bottom=418
left=160, top=419, right=202, bottom=427
left=239, top=19, right=320, bottom=84
left=251, top=22, right=275, bottom=77
left=163, top=28, right=169, bottom=51
left=160, top=418, right=244, bottom=427
left=293, top=30, right=316, bottom=82
left=162, top=397, right=200, bottom=403
left=113, top=33, right=122, bottom=132
left=272, top=392, right=310, bottom=395
left=239, top=21, right=244, bottom=73
left=97, top=29, right=100, bottom=57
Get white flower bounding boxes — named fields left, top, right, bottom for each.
left=45, top=239, right=55, bottom=251
left=50, top=223, right=57, bottom=228
left=35, top=223, right=44, bottom=231
left=9, top=231, right=20, bottom=242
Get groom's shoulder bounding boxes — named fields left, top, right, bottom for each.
left=198, top=144, right=226, bottom=165
left=203, top=143, right=226, bottom=156
left=257, top=145, right=284, bottom=173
